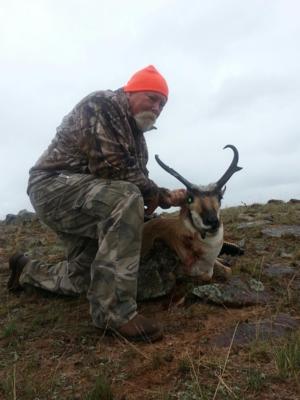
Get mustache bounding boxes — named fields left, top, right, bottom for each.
left=134, top=111, right=157, bottom=121
left=133, top=111, right=157, bottom=132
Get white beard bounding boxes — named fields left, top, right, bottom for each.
left=134, top=111, right=157, bottom=132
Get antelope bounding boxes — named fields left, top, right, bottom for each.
left=141, top=145, right=243, bottom=281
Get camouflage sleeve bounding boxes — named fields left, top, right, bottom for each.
left=157, top=187, right=172, bottom=208
left=78, top=99, right=159, bottom=198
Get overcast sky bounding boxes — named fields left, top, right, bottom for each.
left=1, top=0, right=299, bottom=219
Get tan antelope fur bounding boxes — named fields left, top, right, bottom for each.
left=141, top=145, right=242, bottom=281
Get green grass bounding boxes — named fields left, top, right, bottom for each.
left=274, top=334, right=300, bottom=378
left=1, top=320, right=18, bottom=338
left=151, top=352, right=165, bottom=370
left=177, top=357, right=191, bottom=375
left=246, top=368, right=266, bottom=392
left=178, top=382, right=212, bottom=400
left=84, top=374, right=114, bottom=400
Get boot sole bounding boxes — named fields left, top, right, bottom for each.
left=7, top=253, right=28, bottom=292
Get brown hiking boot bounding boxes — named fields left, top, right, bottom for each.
left=7, top=252, right=29, bottom=292
left=111, top=314, right=163, bottom=343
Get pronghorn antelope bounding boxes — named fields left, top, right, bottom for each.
left=141, top=145, right=243, bottom=281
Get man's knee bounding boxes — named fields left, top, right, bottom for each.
left=83, top=180, right=143, bottom=219
left=112, top=181, right=141, bottom=197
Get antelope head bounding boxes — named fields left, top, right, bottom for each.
left=155, top=145, right=243, bottom=240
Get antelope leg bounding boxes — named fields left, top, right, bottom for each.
left=213, top=259, right=232, bottom=280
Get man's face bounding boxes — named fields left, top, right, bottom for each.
left=127, top=91, right=167, bottom=132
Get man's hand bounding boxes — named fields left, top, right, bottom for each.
left=144, top=188, right=187, bottom=215
left=169, top=188, right=187, bottom=207
left=144, top=193, right=160, bottom=215
left=159, top=188, right=186, bottom=209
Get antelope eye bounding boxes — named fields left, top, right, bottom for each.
left=187, top=195, right=194, bottom=204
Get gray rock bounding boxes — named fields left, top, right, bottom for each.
left=18, top=209, right=35, bottom=218
left=238, top=214, right=255, bottom=222
left=267, top=199, right=284, bottom=204
left=237, top=220, right=271, bottom=229
left=255, top=250, right=270, bottom=256
left=4, top=214, right=17, bottom=224
left=288, top=199, right=300, bottom=204
left=259, top=213, right=274, bottom=222
left=191, top=276, right=269, bottom=307
left=263, top=263, right=297, bottom=277
left=211, top=313, right=300, bottom=347
left=237, top=238, right=246, bottom=248
left=279, top=251, right=294, bottom=259
left=4, top=209, right=37, bottom=225
left=262, top=225, right=300, bottom=238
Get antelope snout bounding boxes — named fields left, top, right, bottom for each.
left=203, top=214, right=220, bottom=230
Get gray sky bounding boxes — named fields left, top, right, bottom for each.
left=1, top=0, right=299, bottom=219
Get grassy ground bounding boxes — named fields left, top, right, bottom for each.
left=0, top=201, right=300, bottom=399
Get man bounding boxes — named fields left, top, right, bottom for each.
left=8, top=65, right=186, bottom=343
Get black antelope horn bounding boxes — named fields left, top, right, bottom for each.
left=215, top=145, right=243, bottom=190
left=155, top=155, right=197, bottom=191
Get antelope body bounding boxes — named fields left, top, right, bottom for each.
left=141, top=145, right=242, bottom=281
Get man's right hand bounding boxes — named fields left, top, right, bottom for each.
left=144, top=188, right=187, bottom=215
left=159, top=188, right=186, bottom=209
left=168, top=189, right=187, bottom=207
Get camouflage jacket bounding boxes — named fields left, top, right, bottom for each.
left=28, top=88, right=162, bottom=200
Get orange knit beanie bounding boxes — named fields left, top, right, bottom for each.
left=124, top=65, right=169, bottom=98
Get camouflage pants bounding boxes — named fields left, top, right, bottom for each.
left=21, top=173, right=144, bottom=329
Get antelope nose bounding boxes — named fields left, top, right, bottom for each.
left=204, top=215, right=220, bottom=229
